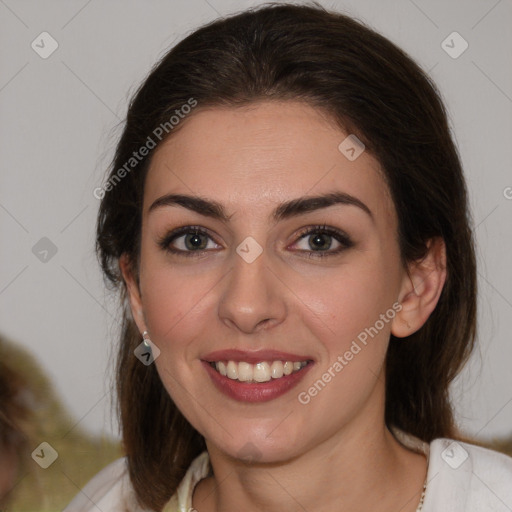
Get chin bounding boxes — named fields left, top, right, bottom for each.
left=209, top=428, right=306, bottom=465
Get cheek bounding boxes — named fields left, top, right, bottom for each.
left=292, top=256, right=398, bottom=347
left=290, top=261, right=397, bottom=421
left=139, top=237, right=213, bottom=326
left=140, top=264, right=217, bottom=411
left=138, top=253, right=225, bottom=389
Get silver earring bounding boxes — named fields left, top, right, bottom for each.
left=142, top=330, right=151, bottom=348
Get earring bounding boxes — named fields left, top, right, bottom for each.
left=142, top=330, right=151, bottom=348
left=139, top=330, right=161, bottom=362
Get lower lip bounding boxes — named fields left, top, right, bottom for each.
left=201, top=361, right=314, bottom=403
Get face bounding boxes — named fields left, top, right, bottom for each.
left=124, top=101, right=413, bottom=463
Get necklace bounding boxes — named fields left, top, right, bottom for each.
left=389, top=427, right=430, bottom=512
left=415, top=477, right=427, bottom=511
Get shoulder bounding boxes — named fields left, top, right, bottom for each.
left=63, top=457, right=147, bottom=512
left=64, top=451, right=211, bottom=512
left=425, top=437, right=512, bottom=511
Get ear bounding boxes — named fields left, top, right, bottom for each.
left=391, top=237, right=447, bottom=338
left=119, top=253, right=147, bottom=335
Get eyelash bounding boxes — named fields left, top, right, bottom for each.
left=157, top=224, right=354, bottom=259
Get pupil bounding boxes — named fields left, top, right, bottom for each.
left=186, top=232, right=206, bottom=250
left=310, top=233, right=331, bottom=250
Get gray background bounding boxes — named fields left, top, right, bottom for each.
left=0, top=0, right=511, bottom=442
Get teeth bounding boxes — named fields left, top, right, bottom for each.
left=270, top=361, right=283, bottom=379
left=253, top=362, right=270, bottom=383
left=226, top=361, right=238, bottom=379
left=238, top=362, right=253, bottom=382
left=213, top=360, right=308, bottom=383
left=217, top=361, right=227, bottom=376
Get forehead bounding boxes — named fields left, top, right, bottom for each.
left=143, top=101, right=395, bottom=225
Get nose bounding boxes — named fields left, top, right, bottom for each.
left=217, top=248, right=287, bottom=335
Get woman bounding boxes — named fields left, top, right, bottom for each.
left=66, top=3, right=512, bottom=511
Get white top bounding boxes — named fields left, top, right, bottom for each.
left=64, top=431, right=512, bottom=511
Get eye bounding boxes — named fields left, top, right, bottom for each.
left=158, top=224, right=353, bottom=259
left=290, top=224, right=353, bottom=258
left=157, top=226, right=221, bottom=256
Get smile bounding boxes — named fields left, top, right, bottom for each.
left=209, top=360, right=310, bottom=383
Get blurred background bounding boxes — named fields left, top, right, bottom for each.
left=0, top=0, right=511, bottom=509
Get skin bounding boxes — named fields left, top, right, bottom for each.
left=121, top=101, right=446, bottom=512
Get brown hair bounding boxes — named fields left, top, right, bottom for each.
left=95, top=3, right=477, bottom=510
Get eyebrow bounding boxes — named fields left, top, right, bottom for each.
left=148, top=191, right=373, bottom=223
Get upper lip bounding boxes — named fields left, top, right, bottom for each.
left=202, top=349, right=314, bottom=364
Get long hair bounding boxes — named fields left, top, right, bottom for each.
left=95, top=3, right=477, bottom=510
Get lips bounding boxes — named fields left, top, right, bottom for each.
left=201, top=348, right=315, bottom=402
left=202, top=349, right=314, bottom=365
